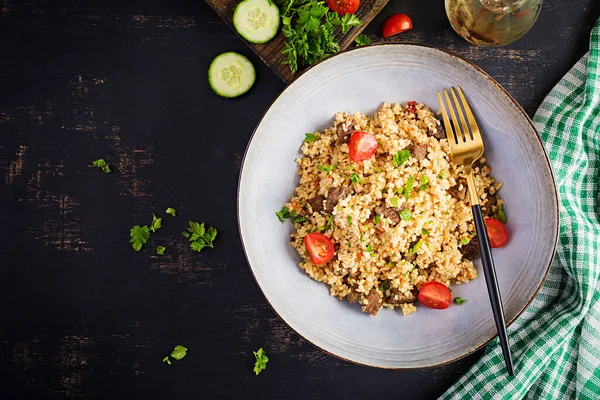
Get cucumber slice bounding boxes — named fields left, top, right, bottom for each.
left=233, top=0, right=280, bottom=44
left=208, top=52, right=256, bottom=98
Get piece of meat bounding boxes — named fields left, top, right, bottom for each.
left=427, top=120, right=446, bottom=139
left=408, top=143, right=428, bottom=160
left=482, top=194, right=498, bottom=217
left=473, top=159, right=482, bottom=169
left=448, top=178, right=468, bottom=200
left=346, top=283, right=360, bottom=304
left=325, top=186, right=351, bottom=212
left=307, top=195, right=325, bottom=214
left=461, top=236, right=481, bottom=261
left=374, top=205, right=401, bottom=225
left=386, top=287, right=418, bottom=305
left=336, top=117, right=355, bottom=145
left=406, top=101, right=418, bottom=114
left=364, top=289, right=383, bottom=316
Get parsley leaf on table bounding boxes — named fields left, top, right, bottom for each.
left=253, top=348, right=269, bottom=375
left=163, top=345, right=188, bottom=366
left=92, top=158, right=111, bottom=173
left=130, top=225, right=149, bottom=251
left=454, top=297, right=467, bottom=305
left=165, top=207, right=177, bottom=217
left=183, top=221, right=217, bottom=253
left=354, top=33, right=370, bottom=47
left=149, top=213, right=162, bottom=233
left=156, top=246, right=166, bottom=255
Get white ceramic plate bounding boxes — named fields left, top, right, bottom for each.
left=238, top=44, right=558, bottom=368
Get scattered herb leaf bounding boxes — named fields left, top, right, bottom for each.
left=350, top=173, right=364, bottom=183
left=374, top=167, right=382, bottom=173
left=253, top=348, right=269, bottom=375
left=401, top=175, right=415, bottom=199
left=399, top=209, right=412, bottom=221
left=391, top=197, right=399, bottom=208
left=373, top=215, right=381, bottom=225
left=156, top=245, right=166, bottom=255
left=92, top=158, right=111, bottom=173
left=497, top=204, right=508, bottom=224
left=460, top=237, right=471, bottom=245
left=419, top=175, right=430, bottom=191
left=347, top=216, right=353, bottom=224
left=304, top=133, right=318, bottom=142
left=380, top=282, right=389, bottom=291
left=366, top=244, right=373, bottom=253
left=184, top=221, right=218, bottom=253
left=166, top=207, right=177, bottom=217
left=393, top=150, right=411, bottom=168
left=130, top=225, right=150, bottom=251
left=318, top=164, right=337, bottom=173
left=276, top=206, right=296, bottom=222
left=454, top=297, right=467, bottom=305
left=150, top=213, right=162, bottom=233
left=292, top=215, right=306, bottom=223
left=422, top=228, right=429, bottom=235
left=162, top=356, right=171, bottom=365
left=354, top=33, right=370, bottom=46
left=171, top=345, right=188, bottom=360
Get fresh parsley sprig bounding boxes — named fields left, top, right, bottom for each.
left=253, top=348, right=269, bottom=375
left=130, top=225, right=149, bottom=251
left=355, top=34, right=370, bottom=47
left=182, top=221, right=217, bottom=253
left=163, top=345, right=188, bottom=366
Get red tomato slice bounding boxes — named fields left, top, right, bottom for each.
left=418, top=282, right=451, bottom=309
left=485, top=217, right=509, bottom=248
left=304, top=232, right=335, bottom=265
left=327, top=0, right=359, bottom=15
left=382, top=14, right=413, bottom=38
left=349, top=131, right=377, bottom=162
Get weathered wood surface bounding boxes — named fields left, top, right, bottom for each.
left=206, top=0, right=391, bottom=82
left=0, top=0, right=599, bottom=398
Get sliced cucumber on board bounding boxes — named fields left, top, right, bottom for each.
left=208, top=52, right=256, bottom=98
left=233, top=0, right=280, bottom=44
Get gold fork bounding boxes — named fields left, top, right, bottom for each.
left=438, top=87, right=514, bottom=376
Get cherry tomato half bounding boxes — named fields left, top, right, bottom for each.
left=382, top=14, right=413, bottom=38
left=349, top=131, right=377, bottom=162
left=327, top=0, right=359, bottom=15
left=485, top=217, right=509, bottom=248
left=304, top=232, right=335, bottom=265
left=418, top=282, right=452, bottom=309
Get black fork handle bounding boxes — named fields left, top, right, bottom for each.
left=472, top=204, right=514, bottom=376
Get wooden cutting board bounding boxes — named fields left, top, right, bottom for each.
left=206, top=0, right=390, bottom=83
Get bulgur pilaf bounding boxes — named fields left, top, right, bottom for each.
left=283, top=101, right=504, bottom=316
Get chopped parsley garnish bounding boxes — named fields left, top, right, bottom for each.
left=292, top=215, right=306, bottom=223
left=454, top=297, right=467, bottom=305
left=360, top=235, right=364, bottom=243
left=374, top=167, right=382, bottom=173
left=419, top=175, right=430, bottom=191
left=347, top=241, right=351, bottom=247
left=163, top=345, right=188, bottom=365
left=443, top=211, right=451, bottom=215
left=373, top=215, right=381, bottom=225
left=400, top=175, right=415, bottom=199
left=253, top=348, right=269, bottom=375
left=92, top=158, right=111, bottom=173
left=460, top=237, right=471, bottom=245
left=350, top=173, right=364, bottom=183
left=390, top=197, right=399, bottom=208
left=399, top=209, right=412, bottom=221
left=354, top=33, right=370, bottom=47
left=320, top=215, right=334, bottom=232
left=347, top=216, right=352, bottom=224
left=149, top=213, right=162, bottom=233
left=380, top=282, right=389, bottom=291
left=318, top=164, right=337, bottom=173
left=130, top=225, right=150, bottom=251
left=387, top=261, right=396, bottom=267
left=304, top=133, right=318, bottom=142
left=276, top=206, right=296, bottom=222
left=497, top=204, right=508, bottom=224
left=437, top=171, right=447, bottom=179
left=393, top=150, right=411, bottom=168
left=407, top=239, right=423, bottom=256
left=422, top=228, right=429, bottom=235
left=156, top=245, right=166, bottom=255
left=183, top=221, right=217, bottom=253
left=166, top=207, right=177, bottom=217
left=366, top=244, right=373, bottom=253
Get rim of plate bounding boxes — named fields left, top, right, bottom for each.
left=237, top=43, right=559, bottom=369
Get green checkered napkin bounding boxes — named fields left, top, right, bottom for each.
left=442, top=17, right=600, bottom=400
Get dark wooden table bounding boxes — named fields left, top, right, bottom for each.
left=1, top=1, right=598, bottom=398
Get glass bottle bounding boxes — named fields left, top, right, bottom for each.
left=445, top=0, right=543, bottom=47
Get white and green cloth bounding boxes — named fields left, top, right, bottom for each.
left=443, top=17, right=600, bottom=400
